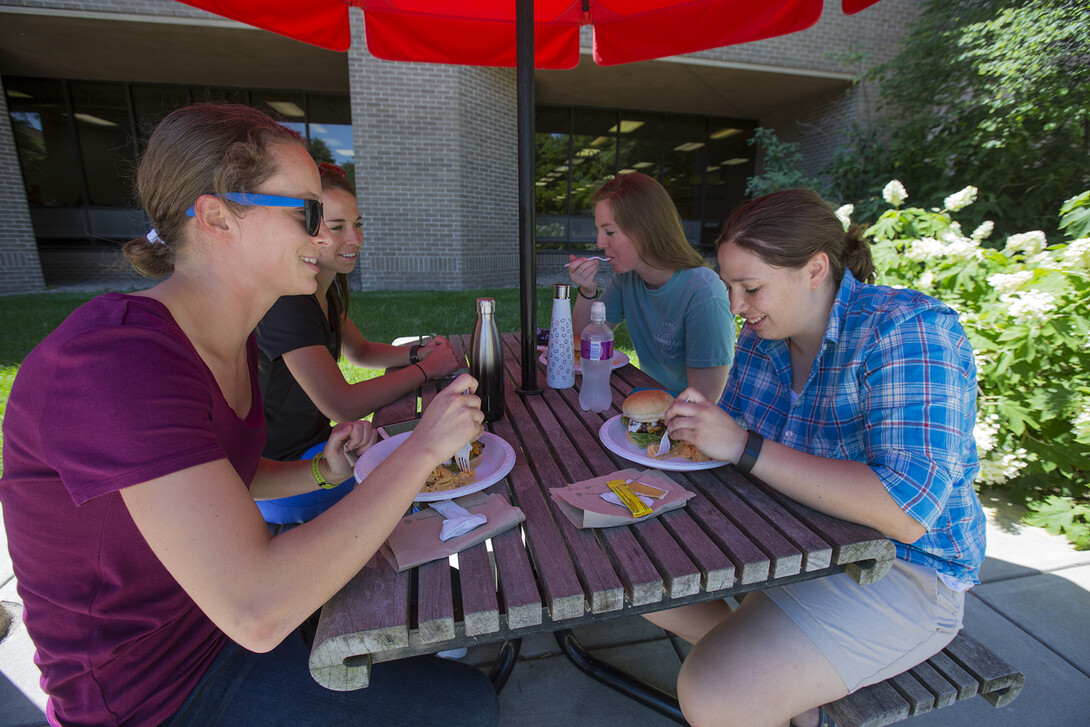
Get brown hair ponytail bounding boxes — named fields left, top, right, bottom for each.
left=122, top=103, right=304, bottom=278
left=717, top=189, right=875, bottom=284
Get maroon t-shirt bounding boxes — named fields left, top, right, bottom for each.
left=0, top=293, right=265, bottom=726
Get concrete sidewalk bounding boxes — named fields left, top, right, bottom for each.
left=2, top=491, right=1088, bottom=726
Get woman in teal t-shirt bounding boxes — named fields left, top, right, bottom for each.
left=567, top=172, right=735, bottom=400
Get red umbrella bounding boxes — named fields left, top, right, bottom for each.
left=177, top=0, right=884, bottom=391
left=180, top=1, right=882, bottom=65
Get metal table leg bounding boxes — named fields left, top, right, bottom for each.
left=489, top=638, right=522, bottom=693
left=554, top=629, right=685, bottom=724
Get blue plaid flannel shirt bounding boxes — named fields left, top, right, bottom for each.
left=720, top=271, right=986, bottom=584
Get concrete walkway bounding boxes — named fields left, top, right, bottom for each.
left=2, top=490, right=1088, bottom=726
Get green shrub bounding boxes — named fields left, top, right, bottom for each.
left=854, top=182, right=1090, bottom=547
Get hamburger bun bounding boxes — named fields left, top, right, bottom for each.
left=621, top=389, right=675, bottom=423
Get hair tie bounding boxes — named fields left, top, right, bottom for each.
left=146, top=229, right=164, bottom=245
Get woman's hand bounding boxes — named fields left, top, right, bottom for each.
left=418, top=336, right=463, bottom=380
left=664, top=387, right=747, bottom=464
left=568, top=255, right=600, bottom=297
left=321, top=420, right=379, bottom=483
left=410, top=373, right=485, bottom=465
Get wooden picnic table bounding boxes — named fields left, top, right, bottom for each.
left=308, top=332, right=896, bottom=703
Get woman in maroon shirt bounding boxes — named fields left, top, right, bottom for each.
left=0, top=103, right=498, bottom=726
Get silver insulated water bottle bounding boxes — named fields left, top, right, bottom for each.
left=470, top=297, right=504, bottom=422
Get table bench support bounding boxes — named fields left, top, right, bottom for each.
left=488, top=638, right=522, bottom=693
left=554, top=629, right=686, bottom=725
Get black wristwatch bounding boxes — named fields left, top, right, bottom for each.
left=736, top=431, right=764, bottom=474
left=409, top=344, right=421, bottom=364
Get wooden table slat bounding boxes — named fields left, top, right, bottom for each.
left=413, top=558, right=454, bottom=644
left=456, top=541, right=501, bottom=636
left=685, top=468, right=803, bottom=579
left=657, top=508, right=736, bottom=592
left=488, top=522, right=544, bottom=630
left=488, top=382, right=590, bottom=620
left=532, top=384, right=667, bottom=609
left=719, top=467, right=833, bottom=572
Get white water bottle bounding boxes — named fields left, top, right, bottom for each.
left=579, top=301, right=614, bottom=412
left=546, top=284, right=575, bottom=389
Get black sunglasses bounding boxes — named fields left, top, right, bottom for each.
left=186, top=193, right=324, bottom=236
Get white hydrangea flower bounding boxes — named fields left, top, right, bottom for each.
left=1062, top=238, right=1090, bottom=269
left=973, top=350, right=993, bottom=374
left=1074, top=402, right=1090, bottom=438
left=917, top=270, right=935, bottom=290
left=971, top=220, right=995, bottom=240
left=938, top=231, right=984, bottom=262
left=999, top=290, right=1057, bottom=325
left=905, top=237, right=945, bottom=261
left=944, top=186, right=978, bottom=212
left=834, top=204, right=854, bottom=230
left=987, top=270, right=1033, bottom=295
left=882, top=180, right=907, bottom=207
left=976, top=448, right=1029, bottom=485
left=1004, top=231, right=1047, bottom=256
left=974, top=413, right=1000, bottom=454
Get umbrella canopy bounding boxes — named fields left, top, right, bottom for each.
left=177, top=0, right=884, bottom=392
left=182, top=1, right=883, bottom=64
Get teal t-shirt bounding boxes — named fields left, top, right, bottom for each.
left=600, top=266, right=735, bottom=394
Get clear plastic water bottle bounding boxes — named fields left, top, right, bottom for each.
left=546, top=284, right=575, bottom=390
left=579, top=301, right=614, bottom=412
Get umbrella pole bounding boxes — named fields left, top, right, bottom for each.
left=517, top=0, right=542, bottom=396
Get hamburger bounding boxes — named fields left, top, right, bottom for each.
left=621, top=389, right=674, bottom=450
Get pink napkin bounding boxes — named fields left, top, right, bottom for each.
left=550, top=468, right=694, bottom=529
left=382, top=492, right=525, bottom=572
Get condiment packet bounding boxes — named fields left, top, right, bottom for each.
left=549, top=469, right=694, bottom=529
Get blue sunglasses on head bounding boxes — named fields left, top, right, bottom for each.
left=186, top=193, right=323, bottom=236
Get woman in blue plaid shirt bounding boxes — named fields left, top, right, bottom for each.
left=647, top=189, right=986, bottom=727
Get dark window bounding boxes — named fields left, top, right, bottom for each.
left=4, top=77, right=351, bottom=243
left=70, top=82, right=136, bottom=206
left=534, top=105, right=756, bottom=253
left=6, top=78, right=83, bottom=207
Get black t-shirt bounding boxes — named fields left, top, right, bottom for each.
left=256, top=294, right=337, bottom=460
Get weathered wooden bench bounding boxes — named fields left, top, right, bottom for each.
left=823, top=631, right=1024, bottom=727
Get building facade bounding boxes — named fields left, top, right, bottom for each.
left=0, top=0, right=921, bottom=293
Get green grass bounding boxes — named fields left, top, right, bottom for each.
left=0, top=287, right=636, bottom=475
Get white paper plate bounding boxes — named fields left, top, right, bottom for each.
left=538, top=349, right=630, bottom=374
left=354, top=431, right=516, bottom=502
left=598, top=414, right=726, bottom=471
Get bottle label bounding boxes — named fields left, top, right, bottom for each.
left=581, top=339, right=614, bottom=362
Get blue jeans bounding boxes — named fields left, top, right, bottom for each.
left=162, top=630, right=500, bottom=726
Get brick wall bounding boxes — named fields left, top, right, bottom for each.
left=347, top=10, right=520, bottom=291
left=0, top=72, right=45, bottom=294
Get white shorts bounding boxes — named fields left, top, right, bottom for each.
left=764, top=558, right=966, bottom=692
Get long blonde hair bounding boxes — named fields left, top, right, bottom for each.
left=592, top=173, right=704, bottom=270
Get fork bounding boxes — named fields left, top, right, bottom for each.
left=454, top=389, right=474, bottom=471
left=563, top=256, right=612, bottom=267
left=655, top=429, right=672, bottom=458
left=454, top=440, right=473, bottom=472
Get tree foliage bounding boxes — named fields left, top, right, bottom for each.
left=871, top=0, right=1090, bottom=237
